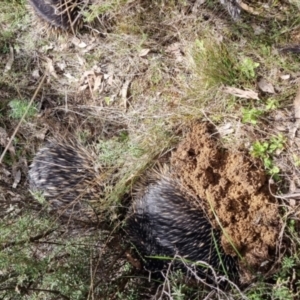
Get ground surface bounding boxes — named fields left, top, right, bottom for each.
left=1, top=0, right=300, bottom=299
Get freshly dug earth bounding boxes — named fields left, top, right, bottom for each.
left=171, top=122, right=281, bottom=273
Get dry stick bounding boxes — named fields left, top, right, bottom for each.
left=88, top=253, right=95, bottom=300
left=159, top=256, right=175, bottom=299
left=0, top=73, right=47, bottom=164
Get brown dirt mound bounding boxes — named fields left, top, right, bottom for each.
left=171, top=122, right=281, bottom=271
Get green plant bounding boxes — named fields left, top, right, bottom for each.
left=192, top=40, right=261, bottom=88
left=279, top=256, right=296, bottom=278
left=239, top=57, right=259, bottom=80
left=246, top=256, right=298, bottom=300
left=288, top=219, right=296, bottom=234
left=265, top=98, right=279, bottom=111
left=169, top=270, right=186, bottom=300
left=0, top=211, right=102, bottom=300
left=0, top=0, right=28, bottom=43
left=83, top=0, right=131, bottom=22
left=246, top=282, right=268, bottom=300
left=272, top=281, right=293, bottom=300
left=96, top=133, right=145, bottom=166
left=242, top=107, right=264, bottom=125
left=8, top=99, right=37, bottom=120
left=171, top=283, right=186, bottom=300
left=29, top=190, right=47, bottom=206
left=269, top=134, right=286, bottom=152
left=116, top=288, right=139, bottom=300
left=150, top=64, right=163, bottom=86
left=193, top=39, right=239, bottom=87
left=251, top=134, right=286, bottom=178
left=270, top=252, right=300, bottom=300
left=242, top=98, right=280, bottom=125
left=292, top=154, right=300, bottom=167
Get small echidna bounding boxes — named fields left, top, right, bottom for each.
left=28, top=0, right=85, bottom=30
left=29, top=141, right=100, bottom=222
left=126, top=171, right=239, bottom=285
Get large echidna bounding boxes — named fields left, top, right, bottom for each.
left=28, top=0, right=86, bottom=30
left=126, top=170, right=239, bottom=286
left=29, top=141, right=101, bottom=222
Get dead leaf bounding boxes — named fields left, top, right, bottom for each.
left=4, top=45, right=14, bottom=73
left=166, top=43, right=183, bottom=62
left=41, top=43, right=54, bottom=52
left=81, top=70, right=95, bottom=80
left=82, top=37, right=97, bottom=53
left=139, top=49, right=150, bottom=57
left=217, top=123, right=234, bottom=136
left=32, top=69, right=40, bottom=79
left=77, top=54, right=85, bottom=66
left=192, top=0, right=206, bottom=13
left=44, top=57, right=58, bottom=79
left=0, top=127, right=16, bottom=157
left=71, top=37, right=87, bottom=48
left=223, top=86, right=259, bottom=100
left=12, top=169, right=21, bottom=189
left=240, top=1, right=260, bottom=15
left=78, top=42, right=87, bottom=48
left=93, top=75, right=102, bottom=91
left=106, top=73, right=114, bottom=86
left=251, top=24, right=265, bottom=35
left=56, top=61, right=66, bottom=71
left=92, top=65, right=101, bottom=74
left=78, top=84, right=88, bottom=91
left=120, top=79, right=132, bottom=110
left=34, top=128, right=48, bottom=140
left=289, top=85, right=300, bottom=141
left=294, top=85, right=300, bottom=120
left=280, top=74, right=290, bottom=81
left=1, top=166, right=11, bottom=178
left=82, top=44, right=96, bottom=53
left=0, top=127, right=8, bottom=148
left=64, top=73, right=77, bottom=82
left=257, top=78, right=275, bottom=94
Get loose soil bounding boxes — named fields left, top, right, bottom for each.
left=171, top=122, right=281, bottom=276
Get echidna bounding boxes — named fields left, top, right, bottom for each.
left=27, top=0, right=241, bottom=31
left=28, top=0, right=85, bottom=30
left=126, top=170, right=239, bottom=286
left=280, top=45, right=300, bottom=54
left=29, top=141, right=101, bottom=222
left=219, top=0, right=241, bottom=20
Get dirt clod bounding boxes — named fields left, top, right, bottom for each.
left=171, top=122, right=281, bottom=272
